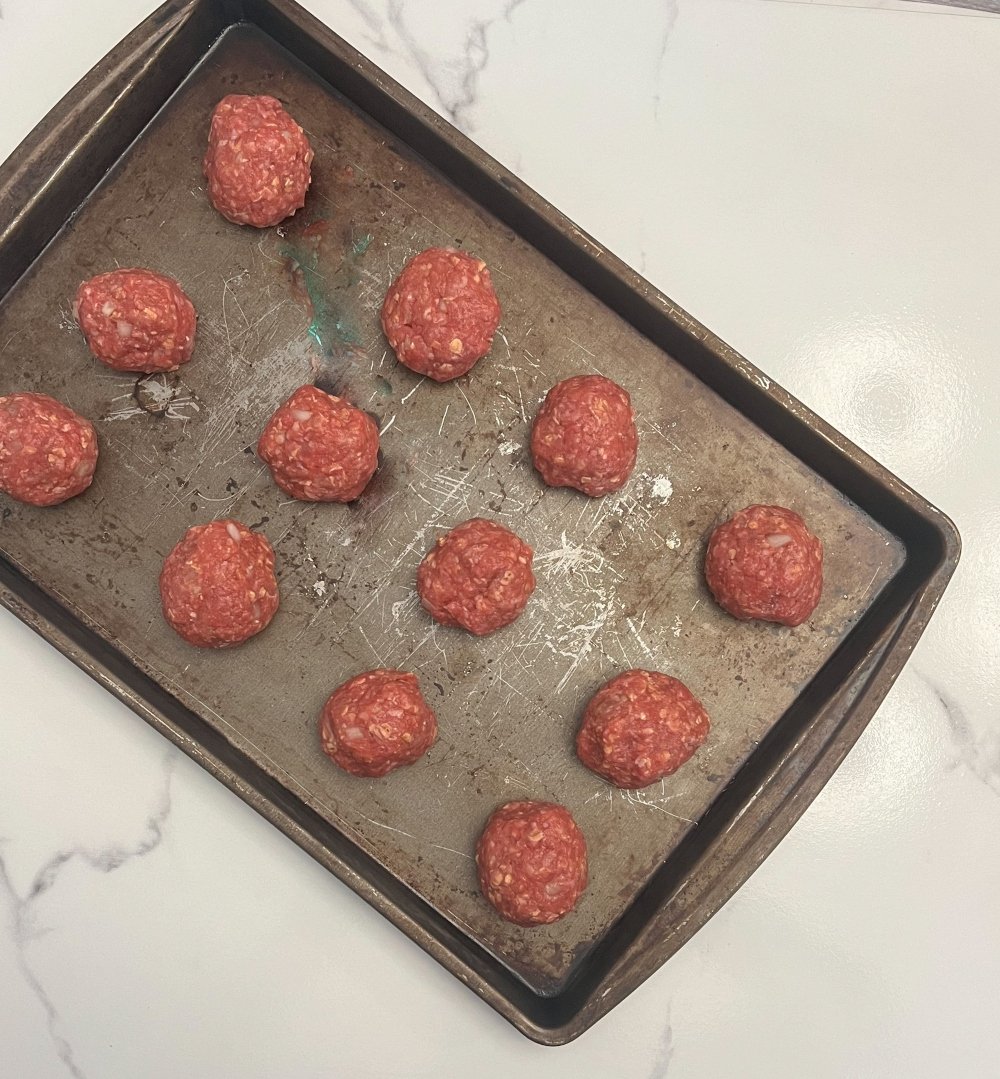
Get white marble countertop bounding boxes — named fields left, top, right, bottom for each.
left=2, top=1, right=999, bottom=1076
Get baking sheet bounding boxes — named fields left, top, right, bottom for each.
left=0, top=24, right=903, bottom=993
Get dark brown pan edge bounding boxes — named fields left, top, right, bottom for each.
left=0, top=0, right=960, bottom=1045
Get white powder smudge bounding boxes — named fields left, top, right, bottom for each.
left=497, top=440, right=518, bottom=456
left=535, top=531, right=623, bottom=584
left=584, top=785, right=696, bottom=822
left=664, top=531, right=681, bottom=550
left=530, top=533, right=624, bottom=693
left=391, top=597, right=416, bottom=623
left=137, top=379, right=176, bottom=409
left=103, top=385, right=200, bottom=423
left=313, top=580, right=327, bottom=598
left=650, top=474, right=673, bottom=503
left=670, top=615, right=682, bottom=638
left=341, top=536, right=352, bottom=546
left=626, top=615, right=656, bottom=661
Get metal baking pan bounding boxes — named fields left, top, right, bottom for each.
left=0, top=0, right=959, bottom=1044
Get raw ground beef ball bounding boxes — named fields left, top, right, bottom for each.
left=576, top=670, right=710, bottom=789
left=203, top=94, right=314, bottom=228
left=0, top=392, right=98, bottom=507
left=531, top=374, right=638, bottom=497
left=416, top=517, right=535, bottom=636
left=704, top=503, right=823, bottom=627
left=381, top=247, right=501, bottom=381
left=319, top=668, right=438, bottom=778
left=257, top=384, right=379, bottom=502
left=476, top=801, right=588, bottom=926
left=159, top=519, right=279, bottom=648
left=74, top=269, right=197, bottom=373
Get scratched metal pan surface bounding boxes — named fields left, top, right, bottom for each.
left=0, top=0, right=959, bottom=1044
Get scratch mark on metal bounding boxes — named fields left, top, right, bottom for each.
left=456, top=384, right=477, bottom=427
left=511, top=363, right=528, bottom=423
left=400, top=377, right=425, bottom=404
left=626, top=616, right=656, bottom=662
left=430, top=843, right=472, bottom=860
left=357, top=624, right=387, bottom=665
left=360, top=815, right=417, bottom=840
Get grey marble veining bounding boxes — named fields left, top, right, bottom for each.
left=1, top=755, right=174, bottom=1079
left=381, top=0, right=530, bottom=130
left=916, top=669, right=1000, bottom=798
left=652, top=1, right=680, bottom=120
left=0, top=858, right=84, bottom=1078
left=647, top=1003, right=674, bottom=1079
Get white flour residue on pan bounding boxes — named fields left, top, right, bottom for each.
left=356, top=263, right=387, bottom=314
left=534, top=531, right=614, bottom=580
left=406, top=463, right=479, bottom=519
left=649, top=474, right=673, bottom=503
left=386, top=592, right=422, bottom=638
left=529, top=531, right=624, bottom=694
left=584, top=783, right=696, bottom=822
left=103, top=383, right=200, bottom=423
left=596, top=470, right=680, bottom=552
left=58, top=306, right=79, bottom=334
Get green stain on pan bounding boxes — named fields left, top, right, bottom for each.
left=279, top=224, right=374, bottom=360
left=280, top=226, right=375, bottom=358
left=281, top=242, right=359, bottom=357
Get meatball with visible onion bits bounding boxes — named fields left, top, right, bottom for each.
left=476, top=801, right=588, bottom=926
left=381, top=247, right=501, bottom=381
left=203, top=94, right=314, bottom=228
left=159, top=519, right=279, bottom=648
left=0, top=392, right=98, bottom=507
left=319, top=669, right=438, bottom=778
left=75, top=269, right=196, bottom=373
left=531, top=374, right=638, bottom=497
left=417, top=517, right=535, bottom=636
left=704, top=504, right=823, bottom=627
left=576, top=669, right=710, bottom=789
left=257, top=384, right=379, bottom=502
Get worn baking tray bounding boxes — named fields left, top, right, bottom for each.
left=0, top=0, right=959, bottom=1045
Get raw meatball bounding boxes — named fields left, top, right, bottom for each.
left=159, top=519, right=279, bottom=648
left=257, top=384, right=379, bottom=502
left=203, top=94, right=314, bottom=228
left=319, top=668, right=438, bottom=778
left=75, top=269, right=197, bottom=373
left=476, top=801, right=588, bottom=926
left=530, top=374, right=638, bottom=497
left=381, top=247, right=501, bottom=381
left=576, top=670, right=710, bottom=789
left=417, top=517, right=534, bottom=636
left=0, top=392, right=98, bottom=507
left=705, top=504, right=823, bottom=627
